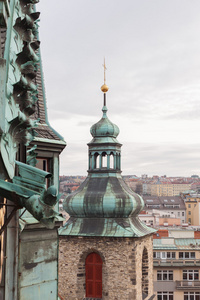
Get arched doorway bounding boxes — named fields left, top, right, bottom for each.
left=85, top=252, right=102, bottom=298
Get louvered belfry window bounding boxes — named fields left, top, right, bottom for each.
left=85, top=252, right=102, bottom=298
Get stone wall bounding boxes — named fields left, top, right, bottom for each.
left=59, top=234, right=154, bottom=300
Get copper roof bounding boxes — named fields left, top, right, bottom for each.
left=1, top=23, right=64, bottom=144
left=31, top=53, right=65, bottom=142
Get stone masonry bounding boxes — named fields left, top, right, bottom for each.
left=59, top=234, right=154, bottom=300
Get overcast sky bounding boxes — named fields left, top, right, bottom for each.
left=37, top=1, right=200, bottom=177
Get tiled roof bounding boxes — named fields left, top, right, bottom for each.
left=32, top=59, right=47, bottom=124
left=31, top=54, right=65, bottom=142
left=153, top=238, right=200, bottom=250
left=143, top=195, right=186, bottom=210
left=34, top=124, right=61, bottom=141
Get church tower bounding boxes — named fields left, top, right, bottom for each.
left=59, top=64, right=155, bottom=300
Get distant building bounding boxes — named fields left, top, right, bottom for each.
left=143, top=182, right=152, bottom=195
left=153, top=228, right=200, bottom=300
left=139, top=210, right=181, bottom=227
left=183, top=194, right=200, bottom=225
left=142, top=196, right=186, bottom=224
left=151, top=181, right=191, bottom=197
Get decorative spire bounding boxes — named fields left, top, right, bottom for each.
left=101, top=58, right=109, bottom=94
left=103, top=57, right=107, bottom=85
left=101, top=58, right=109, bottom=108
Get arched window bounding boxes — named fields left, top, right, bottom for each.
left=110, top=152, right=114, bottom=169
left=94, top=152, right=99, bottom=169
left=142, top=247, right=149, bottom=296
left=85, top=252, right=102, bottom=298
left=102, top=152, right=107, bottom=168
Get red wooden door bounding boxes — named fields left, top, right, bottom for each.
left=86, top=252, right=102, bottom=298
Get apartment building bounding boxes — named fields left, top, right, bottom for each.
left=182, top=194, right=200, bottom=225
left=143, top=196, right=186, bottom=224
left=151, top=182, right=191, bottom=197
left=153, top=229, right=200, bottom=300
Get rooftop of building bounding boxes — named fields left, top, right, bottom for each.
left=153, top=238, right=200, bottom=250
left=143, top=195, right=186, bottom=210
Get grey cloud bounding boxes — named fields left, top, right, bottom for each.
left=37, top=0, right=200, bottom=176
left=122, top=143, right=200, bottom=176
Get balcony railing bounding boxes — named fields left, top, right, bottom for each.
left=153, top=259, right=200, bottom=267
left=176, top=280, right=200, bottom=289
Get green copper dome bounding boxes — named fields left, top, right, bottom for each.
left=90, top=106, right=119, bottom=139
left=63, top=176, right=144, bottom=218
left=61, top=88, right=155, bottom=238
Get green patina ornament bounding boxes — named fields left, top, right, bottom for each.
left=0, top=161, right=63, bottom=229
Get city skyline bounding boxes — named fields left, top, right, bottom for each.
left=37, top=1, right=200, bottom=176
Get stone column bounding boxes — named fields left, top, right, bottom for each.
left=114, top=153, right=117, bottom=169
left=107, top=153, right=110, bottom=169
left=99, top=154, right=102, bottom=169
left=91, top=154, right=95, bottom=169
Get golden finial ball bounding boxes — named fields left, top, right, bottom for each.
left=101, top=84, right=109, bottom=93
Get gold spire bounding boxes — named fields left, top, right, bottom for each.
left=103, top=57, right=106, bottom=84
left=101, top=58, right=109, bottom=93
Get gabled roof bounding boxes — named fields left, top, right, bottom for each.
left=143, top=195, right=186, bottom=210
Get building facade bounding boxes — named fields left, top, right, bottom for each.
left=183, top=194, right=200, bottom=225
left=153, top=229, right=200, bottom=300
left=143, top=196, right=186, bottom=225
left=151, top=182, right=191, bottom=197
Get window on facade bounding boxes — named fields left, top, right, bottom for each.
left=85, top=252, right=102, bottom=298
left=167, top=252, right=175, bottom=259
left=188, top=211, right=191, bottom=215
left=183, top=270, right=199, bottom=281
left=36, top=158, right=49, bottom=172
left=184, top=292, right=200, bottom=300
left=94, top=153, right=100, bottom=168
left=154, top=252, right=175, bottom=259
left=157, top=270, right=173, bottom=281
left=157, top=291, right=173, bottom=300
left=179, top=252, right=195, bottom=259
left=178, top=212, right=180, bottom=217
left=148, top=205, right=160, bottom=208
left=189, top=218, right=191, bottom=223
left=182, top=212, right=185, bottom=216
left=188, top=204, right=191, bottom=208
left=35, top=158, right=51, bottom=186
